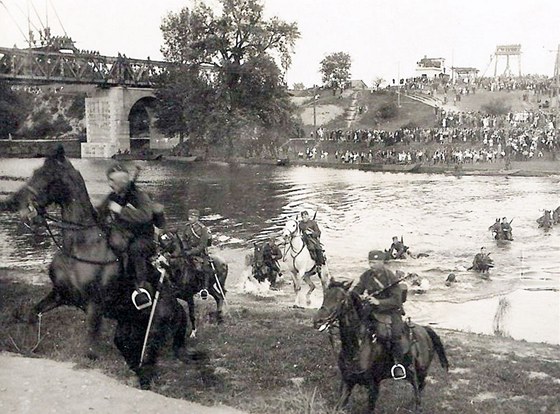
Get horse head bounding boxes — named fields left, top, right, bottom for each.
left=313, top=280, right=354, bottom=331
left=282, top=218, right=299, bottom=241
left=7, top=145, right=93, bottom=223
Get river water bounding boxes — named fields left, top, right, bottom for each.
left=0, top=158, right=558, bottom=345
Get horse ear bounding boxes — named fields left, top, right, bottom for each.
left=51, top=144, right=66, bottom=162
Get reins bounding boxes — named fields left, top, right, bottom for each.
left=42, top=218, right=120, bottom=265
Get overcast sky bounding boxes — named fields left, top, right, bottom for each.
left=2, top=0, right=559, bottom=87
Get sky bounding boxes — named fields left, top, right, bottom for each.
left=1, top=0, right=560, bottom=88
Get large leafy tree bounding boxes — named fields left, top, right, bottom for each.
left=0, top=81, right=30, bottom=139
left=156, top=0, right=300, bottom=154
left=320, top=52, right=352, bottom=95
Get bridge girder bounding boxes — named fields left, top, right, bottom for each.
left=0, top=47, right=174, bottom=87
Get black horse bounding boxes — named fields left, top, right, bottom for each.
left=313, top=281, right=449, bottom=413
left=0, top=147, right=191, bottom=388
left=160, top=231, right=228, bottom=334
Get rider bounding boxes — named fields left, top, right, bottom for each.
left=472, top=247, right=488, bottom=270
left=500, top=217, right=513, bottom=241
left=387, top=236, right=409, bottom=259
left=98, top=163, right=156, bottom=307
left=351, top=256, right=407, bottom=380
left=298, top=210, right=325, bottom=270
left=182, top=208, right=212, bottom=300
left=262, top=236, right=282, bottom=289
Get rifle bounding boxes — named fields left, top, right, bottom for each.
left=365, top=272, right=414, bottom=298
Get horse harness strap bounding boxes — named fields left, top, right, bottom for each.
left=42, top=215, right=119, bottom=265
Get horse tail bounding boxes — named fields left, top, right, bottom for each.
left=424, top=325, right=449, bottom=372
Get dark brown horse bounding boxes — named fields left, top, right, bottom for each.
left=0, top=147, right=191, bottom=389
left=160, top=231, right=228, bottom=335
left=313, top=281, right=449, bottom=413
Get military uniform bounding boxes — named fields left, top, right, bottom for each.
left=262, top=240, right=282, bottom=287
left=351, top=262, right=406, bottom=377
left=98, top=181, right=156, bottom=288
left=182, top=214, right=212, bottom=296
left=298, top=218, right=325, bottom=265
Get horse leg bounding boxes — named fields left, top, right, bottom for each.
left=186, top=295, right=197, bottom=338
left=302, top=273, right=315, bottom=306
left=367, top=382, right=380, bottom=413
left=29, top=289, right=62, bottom=323
left=171, top=304, right=188, bottom=359
left=291, top=270, right=301, bottom=293
left=408, top=365, right=423, bottom=413
left=335, top=380, right=354, bottom=410
left=85, top=301, right=103, bottom=360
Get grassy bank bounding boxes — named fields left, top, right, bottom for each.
left=1, top=277, right=559, bottom=414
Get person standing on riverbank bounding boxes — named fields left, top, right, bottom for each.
left=182, top=209, right=212, bottom=300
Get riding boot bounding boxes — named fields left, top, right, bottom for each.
left=316, top=248, right=325, bottom=265
left=391, top=340, right=406, bottom=380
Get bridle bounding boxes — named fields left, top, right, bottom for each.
left=22, top=184, right=119, bottom=265
left=282, top=220, right=305, bottom=263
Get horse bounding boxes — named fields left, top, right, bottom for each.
left=281, top=218, right=328, bottom=306
left=313, top=281, right=449, bottom=413
left=0, top=147, right=191, bottom=389
left=537, top=210, right=552, bottom=231
left=468, top=253, right=494, bottom=273
left=553, top=206, right=560, bottom=225
left=159, top=231, right=228, bottom=336
left=488, top=219, right=513, bottom=241
left=368, top=249, right=429, bottom=261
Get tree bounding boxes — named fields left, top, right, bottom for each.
left=372, top=76, right=385, bottom=90
left=0, top=81, right=30, bottom=139
left=157, top=0, right=300, bottom=154
left=319, top=52, right=351, bottom=95
left=292, top=82, right=305, bottom=91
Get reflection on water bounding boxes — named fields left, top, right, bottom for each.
left=0, top=158, right=558, bottom=344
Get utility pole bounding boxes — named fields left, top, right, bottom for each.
left=313, top=85, right=318, bottom=132
left=397, top=62, right=401, bottom=108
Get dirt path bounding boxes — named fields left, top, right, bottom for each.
left=0, top=352, right=246, bottom=414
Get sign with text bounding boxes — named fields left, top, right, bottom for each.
left=495, top=45, right=521, bottom=55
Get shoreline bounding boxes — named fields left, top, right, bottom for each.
left=205, top=156, right=560, bottom=177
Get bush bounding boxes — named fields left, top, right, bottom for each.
left=482, top=98, right=511, bottom=116
left=377, top=102, right=398, bottom=120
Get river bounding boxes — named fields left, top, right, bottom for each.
left=0, top=158, right=558, bottom=345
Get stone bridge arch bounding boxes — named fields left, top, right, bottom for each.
left=81, top=86, right=178, bottom=158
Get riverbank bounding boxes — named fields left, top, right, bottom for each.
left=1, top=272, right=559, bottom=414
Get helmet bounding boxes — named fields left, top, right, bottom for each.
left=188, top=209, right=200, bottom=218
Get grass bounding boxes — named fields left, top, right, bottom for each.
left=1, top=277, right=559, bottom=413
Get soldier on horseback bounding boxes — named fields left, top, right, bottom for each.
left=98, top=163, right=157, bottom=308
left=500, top=217, right=514, bottom=241
left=387, top=236, right=410, bottom=259
left=298, top=210, right=325, bottom=271
left=262, top=237, right=282, bottom=289
left=351, top=256, right=407, bottom=380
left=181, top=209, right=213, bottom=300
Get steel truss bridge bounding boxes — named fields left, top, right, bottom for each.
left=0, top=47, right=174, bottom=87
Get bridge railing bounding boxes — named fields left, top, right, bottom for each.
left=0, top=47, right=174, bottom=86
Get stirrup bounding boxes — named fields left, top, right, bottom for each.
left=391, top=364, right=406, bottom=380
left=200, top=289, right=209, bottom=300
left=131, top=288, right=152, bottom=310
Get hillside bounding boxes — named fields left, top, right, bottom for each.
left=291, top=87, right=437, bottom=135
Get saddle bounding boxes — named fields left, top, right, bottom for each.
left=368, top=313, right=413, bottom=356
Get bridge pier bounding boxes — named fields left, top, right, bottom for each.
left=82, top=87, right=130, bottom=157
left=81, top=86, right=175, bottom=158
